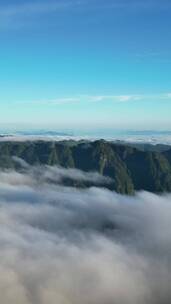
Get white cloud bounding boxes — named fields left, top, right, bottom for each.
left=18, top=92, right=171, bottom=106
left=0, top=167, right=170, bottom=303
left=83, top=95, right=141, bottom=102
left=10, top=159, right=113, bottom=185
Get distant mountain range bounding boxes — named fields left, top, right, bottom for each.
left=0, top=140, right=171, bottom=194
left=0, top=129, right=171, bottom=145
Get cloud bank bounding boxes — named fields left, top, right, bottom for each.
left=0, top=166, right=171, bottom=303
left=0, top=132, right=171, bottom=145
left=11, top=159, right=112, bottom=185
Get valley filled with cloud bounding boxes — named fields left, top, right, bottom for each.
left=0, top=165, right=170, bottom=304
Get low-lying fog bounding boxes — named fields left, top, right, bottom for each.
left=0, top=165, right=171, bottom=304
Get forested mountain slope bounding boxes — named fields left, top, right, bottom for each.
left=0, top=140, right=171, bottom=194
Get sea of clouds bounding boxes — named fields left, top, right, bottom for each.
left=1, top=130, right=171, bottom=145
left=0, top=165, right=171, bottom=304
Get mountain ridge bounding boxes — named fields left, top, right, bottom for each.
left=0, top=140, right=171, bottom=194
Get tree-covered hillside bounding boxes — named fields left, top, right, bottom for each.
left=0, top=140, right=171, bottom=194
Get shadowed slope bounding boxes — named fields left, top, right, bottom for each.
left=0, top=140, right=171, bottom=194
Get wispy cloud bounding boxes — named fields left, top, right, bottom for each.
left=86, top=95, right=142, bottom=102
left=87, top=93, right=171, bottom=103
left=18, top=92, right=171, bottom=106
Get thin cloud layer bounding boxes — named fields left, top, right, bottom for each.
left=11, top=159, right=112, bottom=185
left=19, top=92, right=171, bottom=107
left=0, top=131, right=171, bottom=145
left=0, top=166, right=170, bottom=303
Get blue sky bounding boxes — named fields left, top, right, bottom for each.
left=0, top=0, right=171, bottom=130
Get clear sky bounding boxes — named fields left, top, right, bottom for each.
left=0, top=0, right=171, bottom=131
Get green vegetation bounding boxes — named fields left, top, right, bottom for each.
left=0, top=140, right=171, bottom=194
